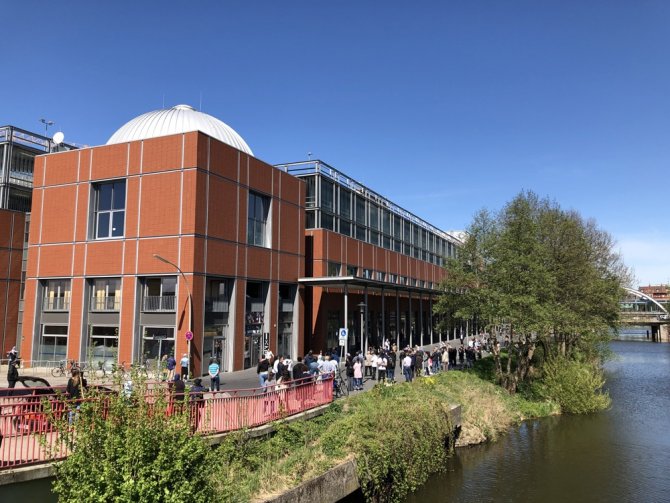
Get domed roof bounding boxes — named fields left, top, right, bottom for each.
left=106, top=104, right=253, bottom=155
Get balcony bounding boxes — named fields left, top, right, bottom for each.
left=43, top=297, right=70, bottom=311
left=90, top=296, right=121, bottom=312
left=142, top=295, right=175, bottom=312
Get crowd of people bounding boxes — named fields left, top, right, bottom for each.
left=253, top=336, right=490, bottom=395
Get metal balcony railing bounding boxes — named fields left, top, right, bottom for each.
left=90, top=296, right=121, bottom=312
left=142, top=295, right=176, bottom=312
left=42, top=297, right=70, bottom=311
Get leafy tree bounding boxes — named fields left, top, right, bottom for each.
left=436, top=191, right=630, bottom=394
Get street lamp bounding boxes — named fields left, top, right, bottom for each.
left=358, top=302, right=366, bottom=354
left=39, top=118, right=55, bottom=136
left=153, top=254, right=193, bottom=377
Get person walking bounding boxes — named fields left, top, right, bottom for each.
left=7, top=359, right=20, bottom=388
left=180, top=353, right=189, bottom=381
left=208, top=358, right=220, bottom=392
left=166, top=354, right=177, bottom=381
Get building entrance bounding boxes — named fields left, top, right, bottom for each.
left=141, top=327, right=175, bottom=369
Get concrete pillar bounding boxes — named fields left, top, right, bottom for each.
left=660, top=324, right=670, bottom=343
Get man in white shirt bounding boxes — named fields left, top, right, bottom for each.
left=402, top=353, right=413, bottom=382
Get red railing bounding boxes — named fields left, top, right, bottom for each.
left=0, top=377, right=333, bottom=470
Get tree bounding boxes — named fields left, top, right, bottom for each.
left=436, top=191, right=630, bottom=393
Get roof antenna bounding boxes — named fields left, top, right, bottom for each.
left=307, top=152, right=312, bottom=160
left=162, top=93, right=165, bottom=109
left=199, top=91, right=203, bottom=111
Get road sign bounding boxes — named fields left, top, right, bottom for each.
left=262, top=333, right=270, bottom=354
left=338, top=328, right=348, bottom=346
left=185, top=330, right=194, bottom=341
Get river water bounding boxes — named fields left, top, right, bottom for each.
left=404, top=336, right=670, bottom=503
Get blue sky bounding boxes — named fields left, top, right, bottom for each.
left=3, top=1, right=669, bottom=285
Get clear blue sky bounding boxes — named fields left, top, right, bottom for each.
left=3, top=1, right=669, bottom=285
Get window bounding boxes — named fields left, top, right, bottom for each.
left=43, top=279, right=71, bottom=311
left=93, top=180, right=126, bottom=239
left=91, top=278, right=121, bottom=311
left=248, top=191, right=270, bottom=247
left=321, top=179, right=334, bottom=212
left=339, top=189, right=351, bottom=219
left=143, top=277, right=176, bottom=312
left=327, top=262, right=341, bottom=277
left=347, top=265, right=358, bottom=276
left=39, top=325, right=68, bottom=362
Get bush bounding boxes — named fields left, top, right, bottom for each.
left=48, top=381, right=218, bottom=502
left=535, top=358, right=610, bottom=414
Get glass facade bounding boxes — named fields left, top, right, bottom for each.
left=281, top=161, right=458, bottom=271
left=203, top=277, right=233, bottom=373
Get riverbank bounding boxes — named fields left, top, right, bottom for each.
left=216, top=368, right=560, bottom=503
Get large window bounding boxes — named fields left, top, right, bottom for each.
left=142, top=277, right=176, bottom=312
left=43, top=279, right=71, bottom=311
left=39, top=325, right=68, bottom=362
left=91, top=278, right=121, bottom=311
left=89, top=326, right=119, bottom=366
left=247, top=191, right=270, bottom=247
left=93, top=180, right=126, bottom=239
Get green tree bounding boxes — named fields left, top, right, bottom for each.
left=436, top=191, right=630, bottom=394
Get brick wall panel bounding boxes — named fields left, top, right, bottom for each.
left=90, top=143, right=128, bottom=181
left=139, top=172, right=181, bottom=236
left=40, top=186, right=78, bottom=244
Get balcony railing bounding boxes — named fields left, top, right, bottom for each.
left=43, top=297, right=70, bottom=311
left=143, top=295, right=176, bottom=312
left=90, top=296, right=121, bottom=312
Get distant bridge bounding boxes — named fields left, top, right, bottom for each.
left=619, top=287, right=669, bottom=342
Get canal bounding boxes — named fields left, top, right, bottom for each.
left=403, top=337, right=670, bottom=503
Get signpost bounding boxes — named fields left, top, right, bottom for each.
left=262, top=332, right=270, bottom=356
left=338, top=328, right=348, bottom=347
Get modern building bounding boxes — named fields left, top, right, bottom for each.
left=19, top=105, right=459, bottom=374
left=1, top=125, right=79, bottom=358
left=0, top=209, right=25, bottom=357
left=0, top=125, right=75, bottom=211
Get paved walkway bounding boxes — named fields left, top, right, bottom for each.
left=0, top=338, right=480, bottom=392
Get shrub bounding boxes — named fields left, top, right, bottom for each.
left=48, top=381, right=218, bottom=502
left=535, top=358, right=611, bottom=414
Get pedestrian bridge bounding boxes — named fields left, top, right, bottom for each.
left=619, top=287, right=669, bottom=342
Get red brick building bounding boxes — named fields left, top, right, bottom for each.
left=639, top=284, right=669, bottom=302
left=19, top=105, right=459, bottom=374
left=0, top=209, right=25, bottom=357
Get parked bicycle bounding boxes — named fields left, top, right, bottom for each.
left=333, top=368, right=349, bottom=399
left=51, top=359, right=77, bottom=378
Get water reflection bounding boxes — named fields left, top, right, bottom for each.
left=404, top=341, right=670, bottom=503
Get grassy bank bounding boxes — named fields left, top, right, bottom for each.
left=214, top=369, right=560, bottom=503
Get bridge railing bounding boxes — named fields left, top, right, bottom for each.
left=0, top=376, right=334, bottom=470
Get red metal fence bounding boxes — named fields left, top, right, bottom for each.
left=0, top=377, right=333, bottom=470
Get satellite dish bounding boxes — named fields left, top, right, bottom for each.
left=53, top=131, right=65, bottom=145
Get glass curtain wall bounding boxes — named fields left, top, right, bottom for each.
left=244, top=281, right=268, bottom=369
left=203, top=277, right=233, bottom=374
left=277, top=284, right=296, bottom=358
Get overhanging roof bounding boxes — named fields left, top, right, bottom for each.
left=298, top=276, right=440, bottom=294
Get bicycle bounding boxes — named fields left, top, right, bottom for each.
left=51, top=359, right=76, bottom=378
left=333, top=369, right=349, bottom=399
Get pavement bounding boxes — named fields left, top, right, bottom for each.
left=0, top=338, right=480, bottom=392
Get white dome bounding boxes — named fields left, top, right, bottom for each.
left=106, top=104, right=253, bottom=155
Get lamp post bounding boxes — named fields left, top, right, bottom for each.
left=153, top=254, right=193, bottom=377
left=358, top=302, right=366, bottom=354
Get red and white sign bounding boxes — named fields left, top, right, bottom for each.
left=185, top=330, right=194, bottom=341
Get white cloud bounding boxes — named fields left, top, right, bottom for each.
left=616, top=233, right=670, bottom=287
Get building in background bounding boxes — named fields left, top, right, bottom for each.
left=19, top=105, right=460, bottom=374
left=639, top=284, right=669, bottom=303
